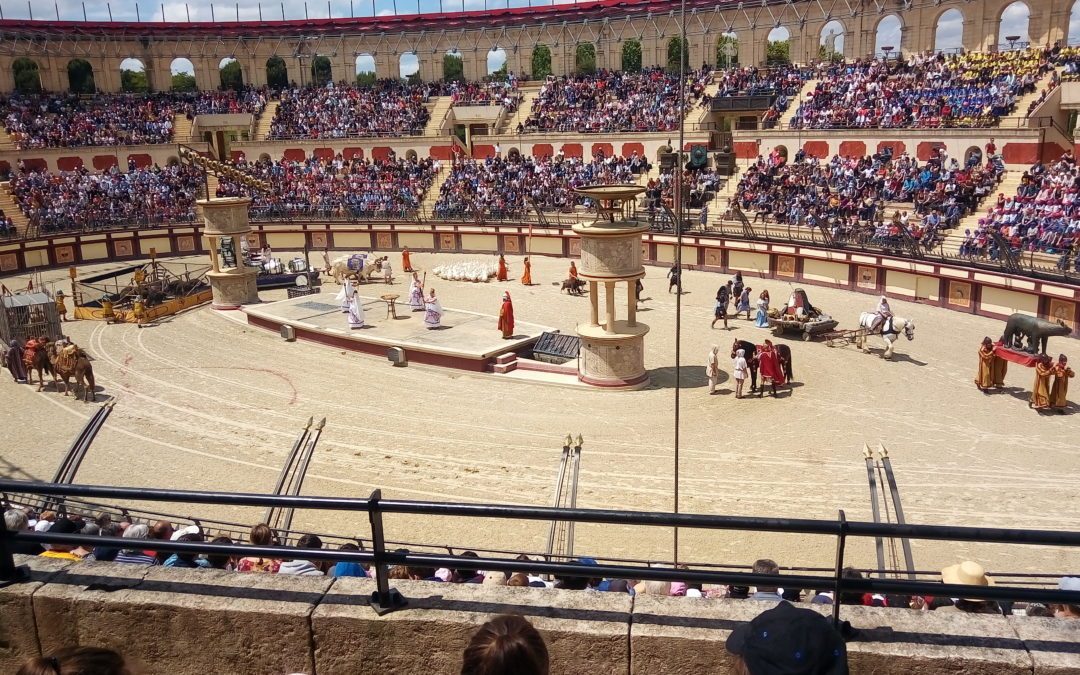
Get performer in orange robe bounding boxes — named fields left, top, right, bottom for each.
left=521, top=257, right=532, bottom=286
left=975, top=337, right=994, bottom=391
left=1030, top=356, right=1054, bottom=410
left=498, top=291, right=515, bottom=339
left=991, top=349, right=1008, bottom=388
left=497, top=255, right=508, bottom=282
left=1050, top=354, right=1074, bottom=412
left=569, top=262, right=578, bottom=280
left=402, top=247, right=413, bottom=273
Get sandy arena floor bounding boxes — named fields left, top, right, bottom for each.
left=2, top=252, right=1078, bottom=576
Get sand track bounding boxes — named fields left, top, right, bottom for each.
left=2, top=252, right=1078, bottom=574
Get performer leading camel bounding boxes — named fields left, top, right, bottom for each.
left=975, top=337, right=994, bottom=392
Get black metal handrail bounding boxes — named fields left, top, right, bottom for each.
left=3, top=479, right=1080, bottom=619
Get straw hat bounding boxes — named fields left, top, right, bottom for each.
left=941, top=561, right=995, bottom=601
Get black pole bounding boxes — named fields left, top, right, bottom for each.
left=367, top=489, right=407, bottom=614
left=672, top=0, right=687, bottom=567
left=832, top=510, right=848, bottom=626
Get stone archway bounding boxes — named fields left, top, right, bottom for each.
left=874, top=15, right=903, bottom=57
left=934, top=8, right=965, bottom=53
left=998, top=1, right=1031, bottom=49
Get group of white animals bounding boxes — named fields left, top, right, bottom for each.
left=432, top=259, right=498, bottom=282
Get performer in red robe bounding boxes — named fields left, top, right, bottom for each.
left=757, top=340, right=786, bottom=397
left=402, top=247, right=413, bottom=273
left=497, top=255, right=508, bottom=282
left=498, top=292, right=515, bottom=339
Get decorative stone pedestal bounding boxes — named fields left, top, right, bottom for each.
left=198, top=197, right=259, bottom=310
left=571, top=185, right=650, bottom=389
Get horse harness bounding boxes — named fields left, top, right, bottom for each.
left=879, top=316, right=899, bottom=337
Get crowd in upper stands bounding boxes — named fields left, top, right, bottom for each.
left=520, top=67, right=713, bottom=133
left=9, top=161, right=203, bottom=233
left=0, top=90, right=269, bottom=149
left=961, top=155, right=1080, bottom=262
left=432, top=152, right=646, bottom=220
left=440, top=77, right=521, bottom=111
left=216, top=154, right=438, bottom=219
left=789, top=48, right=1053, bottom=129
left=268, top=80, right=434, bottom=139
left=736, top=145, right=1005, bottom=249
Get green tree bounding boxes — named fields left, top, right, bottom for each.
left=716, top=35, right=739, bottom=68
left=356, top=71, right=377, bottom=86
left=766, top=40, right=791, bottom=65
left=531, top=45, right=552, bottom=78
left=219, top=60, right=244, bottom=91
left=311, top=55, right=332, bottom=87
left=406, top=72, right=422, bottom=85
left=12, top=58, right=41, bottom=94
left=491, top=62, right=508, bottom=78
left=171, top=72, right=197, bottom=91
left=666, top=37, right=689, bottom=73
left=575, top=43, right=596, bottom=74
left=621, top=40, right=642, bottom=73
left=443, top=53, right=464, bottom=81
left=67, top=59, right=96, bottom=93
left=121, top=68, right=148, bottom=93
left=266, top=57, right=288, bottom=89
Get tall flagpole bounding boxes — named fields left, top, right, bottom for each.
left=672, top=0, right=687, bottom=567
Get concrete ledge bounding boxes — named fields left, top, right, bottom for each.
left=4, top=560, right=1080, bottom=675
left=313, top=579, right=632, bottom=675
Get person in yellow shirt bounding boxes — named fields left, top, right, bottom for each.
left=38, top=518, right=83, bottom=561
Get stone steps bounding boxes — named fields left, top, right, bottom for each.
left=423, top=97, right=453, bottom=137
left=254, top=100, right=279, bottom=141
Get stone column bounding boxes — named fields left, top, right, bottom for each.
left=573, top=185, right=650, bottom=389
left=199, top=197, right=259, bottom=310
left=627, top=282, right=636, bottom=327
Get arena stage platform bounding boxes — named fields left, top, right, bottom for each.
left=243, top=294, right=553, bottom=372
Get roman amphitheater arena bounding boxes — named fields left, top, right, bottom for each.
left=0, top=0, right=1079, bottom=671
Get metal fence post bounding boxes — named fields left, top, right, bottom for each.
left=367, top=489, right=406, bottom=615
left=832, top=509, right=848, bottom=626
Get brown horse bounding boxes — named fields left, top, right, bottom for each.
left=50, top=343, right=96, bottom=402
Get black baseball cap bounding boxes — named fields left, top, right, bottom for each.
left=726, top=601, right=848, bottom=674
left=47, top=518, right=80, bottom=535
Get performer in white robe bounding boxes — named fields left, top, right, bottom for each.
left=424, top=288, right=443, bottom=328
left=347, top=288, right=365, bottom=329
left=335, top=278, right=354, bottom=313
left=408, top=273, right=424, bottom=311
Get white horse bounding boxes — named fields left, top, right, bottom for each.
left=856, top=313, right=915, bottom=359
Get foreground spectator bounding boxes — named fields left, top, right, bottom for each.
left=18, top=646, right=137, bottom=675
left=1057, top=577, right=1080, bottom=619
left=163, top=531, right=208, bottom=569
left=38, top=518, right=81, bottom=561
left=938, top=561, right=1003, bottom=615
left=749, top=558, right=783, bottom=602
left=4, top=508, right=41, bottom=555
left=330, top=542, right=368, bottom=578
left=461, top=614, right=549, bottom=675
left=726, top=601, right=849, bottom=674
left=237, top=523, right=280, bottom=573
left=278, top=533, right=325, bottom=576
left=114, top=523, right=157, bottom=565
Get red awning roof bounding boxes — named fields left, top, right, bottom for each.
left=0, top=0, right=741, bottom=38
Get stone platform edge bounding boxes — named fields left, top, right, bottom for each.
left=4, top=555, right=1078, bottom=675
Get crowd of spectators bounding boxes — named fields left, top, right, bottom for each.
left=706, top=65, right=809, bottom=129
left=521, top=68, right=713, bottom=133
left=441, top=76, right=521, bottom=112
left=0, top=90, right=269, bottom=149
left=789, top=48, right=1054, bottom=129
left=268, top=81, right=434, bottom=139
left=7, top=507, right=1079, bottom=627
left=735, top=146, right=1004, bottom=249
left=432, top=152, right=642, bottom=220
left=216, top=154, right=438, bottom=220
left=9, top=162, right=203, bottom=234
left=960, top=155, right=1080, bottom=266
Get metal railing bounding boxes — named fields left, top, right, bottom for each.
left=3, top=479, right=1080, bottom=619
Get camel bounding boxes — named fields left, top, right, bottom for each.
left=324, top=252, right=381, bottom=285
left=49, top=343, right=96, bottom=402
